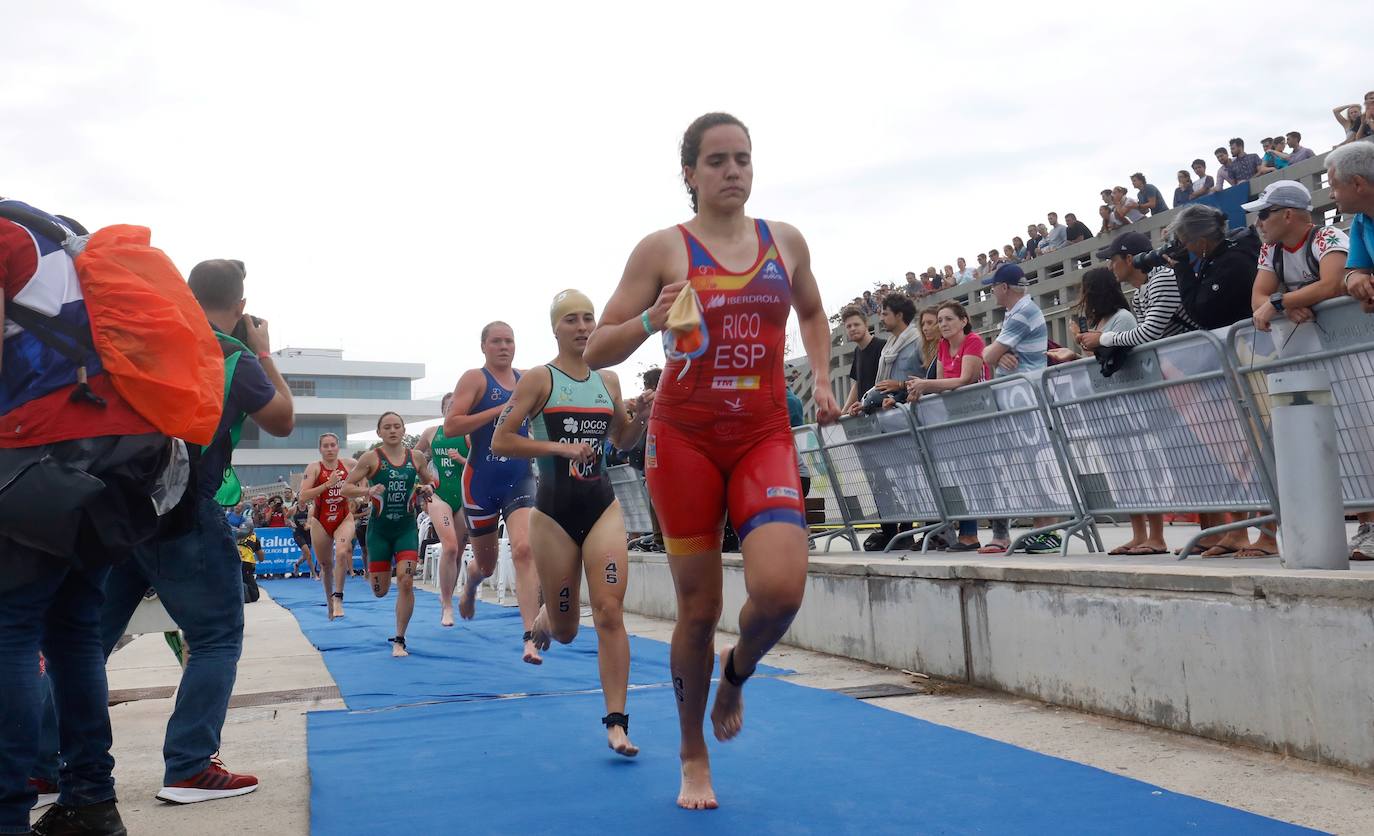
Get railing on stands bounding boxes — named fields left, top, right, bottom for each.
left=1042, top=330, right=1278, bottom=558
left=792, top=425, right=859, bottom=550
left=240, top=483, right=294, bottom=502
left=633, top=286, right=1374, bottom=566
left=811, top=409, right=944, bottom=552
left=913, top=373, right=1099, bottom=555
left=1228, top=296, right=1374, bottom=512
left=608, top=464, right=656, bottom=550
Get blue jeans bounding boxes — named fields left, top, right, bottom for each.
left=0, top=562, right=115, bottom=834
left=99, top=498, right=244, bottom=785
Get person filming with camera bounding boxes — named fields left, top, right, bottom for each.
left=1077, top=231, right=1197, bottom=352
left=1167, top=204, right=1259, bottom=331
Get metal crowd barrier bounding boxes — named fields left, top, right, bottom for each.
left=812, top=407, right=946, bottom=552
left=792, top=425, right=859, bottom=550
left=613, top=302, right=1374, bottom=563
left=1042, top=329, right=1279, bottom=559
left=607, top=464, right=655, bottom=536
left=913, top=373, right=1099, bottom=555
left=1228, top=296, right=1374, bottom=511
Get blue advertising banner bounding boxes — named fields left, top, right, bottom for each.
left=250, top=527, right=363, bottom=575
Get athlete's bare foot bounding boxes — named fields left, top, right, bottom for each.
left=457, top=580, right=478, bottom=621
left=522, top=638, right=543, bottom=665
left=710, top=646, right=746, bottom=742
left=677, top=751, right=718, bottom=810
left=607, top=726, right=639, bottom=758
left=440, top=605, right=454, bottom=627
left=390, top=636, right=409, bottom=658
left=528, top=607, right=552, bottom=651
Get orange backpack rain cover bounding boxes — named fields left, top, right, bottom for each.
left=75, top=226, right=224, bottom=446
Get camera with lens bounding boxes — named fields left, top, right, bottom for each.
left=1131, top=237, right=1187, bottom=272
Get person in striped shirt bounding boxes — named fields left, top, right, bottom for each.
left=1078, top=232, right=1197, bottom=351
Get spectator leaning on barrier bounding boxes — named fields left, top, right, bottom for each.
left=973, top=252, right=990, bottom=279
left=1225, top=138, right=1262, bottom=185
left=1025, top=224, right=1043, bottom=258
left=1057, top=268, right=1169, bottom=556
left=1191, top=159, right=1215, bottom=197
left=905, top=271, right=921, bottom=296
left=1112, top=187, right=1145, bottom=223
left=1064, top=213, right=1093, bottom=245
left=861, top=290, right=879, bottom=316
left=981, top=264, right=1059, bottom=554
left=917, top=305, right=940, bottom=378
left=1098, top=204, right=1120, bottom=235
left=1174, top=170, right=1195, bottom=208
left=955, top=257, right=976, bottom=284
left=1013, top=236, right=1028, bottom=261
left=1170, top=203, right=1259, bottom=331
left=982, top=264, right=1047, bottom=378
left=1327, top=142, right=1374, bottom=560
left=1213, top=147, right=1236, bottom=192
left=906, top=301, right=987, bottom=551
left=842, top=306, right=886, bottom=416
left=1079, top=232, right=1196, bottom=352
left=1257, top=138, right=1288, bottom=175
left=1285, top=132, right=1314, bottom=165
left=1040, top=212, right=1068, bottom=253
left=942, top=264, right=955, bottom=288
left=1330, top=142, right=1374, bottom=313
left=867, top=293, right=921, bottom=411
left=1248, top=180, right=1350, bottom=333
left=1131, top=173, right=1168, bottom=215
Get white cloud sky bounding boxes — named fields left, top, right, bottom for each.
left=5, top=0, right=1371, bottom=435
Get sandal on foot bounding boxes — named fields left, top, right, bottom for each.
left=1233, top=547, right=1278, bottom=559
left=1109, top=544, right=1139, bottom=555
left=977, top=541, right=1011, bottom=554
left=945, top=541, right=981, bottom=552
left=1200, top=545, right=1239, bottom=558
left=1127, top=545, right=1170, bottom=556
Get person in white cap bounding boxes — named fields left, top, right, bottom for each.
left=1249, top=180, right=1350, bottom=333
left=491, top=289, right=650, bottom=758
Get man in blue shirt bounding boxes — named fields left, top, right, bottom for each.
left=982, top=264, right=1048, bottom=377
left=1331, top=142, right=1374, bottom=314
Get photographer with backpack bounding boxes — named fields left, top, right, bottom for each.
left=0, top=198, right=217, bottom=836
left=93, top=259, right=293, bottom=808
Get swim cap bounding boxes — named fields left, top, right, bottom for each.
left=550, top=289, right=595, bottom=328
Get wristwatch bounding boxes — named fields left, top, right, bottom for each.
left=1269, top=292, right=1285, bottom=312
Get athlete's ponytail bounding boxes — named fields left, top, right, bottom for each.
left=680, top=112, right=751, bottom=213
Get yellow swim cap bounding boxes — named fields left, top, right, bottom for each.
left=550, top=289, right=595, bottom=328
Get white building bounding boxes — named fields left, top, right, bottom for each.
left=231, top=347, right=441, bottom=487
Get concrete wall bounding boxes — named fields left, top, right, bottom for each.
left=623, top=553, right=1374, bottom=774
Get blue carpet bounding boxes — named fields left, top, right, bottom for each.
left=306, top=678, right=1321, bottom=836
left=265, top=576, right=785, bottom=709
left=273, top=578, right=1321, bottom=835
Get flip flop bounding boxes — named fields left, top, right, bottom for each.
left=1175, top=543, right=1217, bottom=556
left=1233, top=547, right=1279, bottom=559
left=1199, top=545, right=1239, bottom=558
left=977, top=542, right=1011, bottom=554
left=1127, top=546, right=1170, bottom=556
left=1108, top=544, right=1139, bottom=555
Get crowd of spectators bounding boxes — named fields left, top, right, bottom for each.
left=832, top=140, right=1374, bottom=558
left=838, top=92, right=1374, bottom=318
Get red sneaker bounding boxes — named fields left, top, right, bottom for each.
left=29, top=777, right=59, bottom=809
left=155, top=757, right=258, bottom=804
